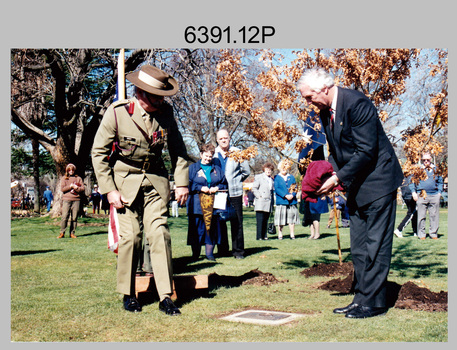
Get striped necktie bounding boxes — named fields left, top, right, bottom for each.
left=329, top=108, right=335, bottom=129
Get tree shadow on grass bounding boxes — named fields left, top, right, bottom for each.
left=138, top=269, right=264, bottom=308
left=175, top=269, right=266, bottom=307
left=310, top=233, right=334, bottom=240
left=11, top=249, right=61, bottom=256
left=322, top=247, right=351, bottom=255
left=173, top=258, right=219, bottom=274
left=244, top=246, right=277, bottom=257
left=390, top=239, right=448, bottom=279
left=173, top=246, right=277, bottom=275
left=284, top=253, right=353, bottom=270
left=77, top=230, right=108, bottom=237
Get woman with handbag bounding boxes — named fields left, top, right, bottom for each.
left=274, top=159, right=300, bottom=240
left=252, top=162, right=275, bottom=240
left=187, top=144, right=228, bottom=261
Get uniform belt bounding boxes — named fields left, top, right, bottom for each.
left=117, top=155, right=155, bottom=171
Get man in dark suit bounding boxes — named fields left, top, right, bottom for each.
left=298, top=68, right=403, bottom=319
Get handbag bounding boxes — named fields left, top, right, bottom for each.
left=268, top=222, right=276, bottom=235
left=219, top=196, right=236, bottom=221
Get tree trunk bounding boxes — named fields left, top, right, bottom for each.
left=32, top=138, right=41, bottom=213
left=48, top=138, right=71, bottom=218
left=49, top=174, right=63, bottom=219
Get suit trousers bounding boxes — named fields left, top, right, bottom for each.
left=217, top=195, right=245, bottom=257
left=229, top=195, right=245, bottom=257
left=116, top=176, right=173, bottom=299
left=397, top=198, right=417, bottom=234
left=256, top=210, right=270, bottom=240
left=417, top=194, right=440, bottom=238
left=350, top=191, right=396, bottom=308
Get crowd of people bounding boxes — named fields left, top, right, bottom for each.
left=36, top=64, right=445, bottom=320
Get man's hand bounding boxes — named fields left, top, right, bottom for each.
left=175, top=186, right=189, bottom=206
left=412, top=192, right=419, bottom=201
left=316, top=175, right=339, bottom=196
left=107, top=190, right=128, bottom=209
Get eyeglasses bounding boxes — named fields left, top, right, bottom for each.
left=422, top=159, right=431, bottom=162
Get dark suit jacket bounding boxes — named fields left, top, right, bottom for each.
left=320, top=87, right=403, bottom=207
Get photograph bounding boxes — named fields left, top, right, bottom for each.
left=6, top=0, right=452, bottom=344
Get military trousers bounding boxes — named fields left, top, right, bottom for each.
left=116, top=176, right=173, bottom=300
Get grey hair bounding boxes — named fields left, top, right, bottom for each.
left=297, top=68, right=335, bottom=92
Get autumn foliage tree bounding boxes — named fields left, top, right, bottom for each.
left=213, top=48, right=448, bottom=183
left=400, top=49, right=448, bottom=184
left=11, top=48, right=447, bottom=217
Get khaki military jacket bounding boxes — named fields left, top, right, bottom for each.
left=92, top=97, right=190, bottom=205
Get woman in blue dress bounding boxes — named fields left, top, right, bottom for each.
left=187, top=143, right=228, bottom=260
left=274, top=159, right=300, bottom=240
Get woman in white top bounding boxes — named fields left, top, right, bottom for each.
left=252, top=162, right=275, bottom=240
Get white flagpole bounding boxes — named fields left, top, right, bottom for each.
left=117, top=49, right=125, bottom=100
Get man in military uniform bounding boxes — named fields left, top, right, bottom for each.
left=92, top=65, right=191, bottom=314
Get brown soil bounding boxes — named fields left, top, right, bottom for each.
left=394, top=281, right=448, bottom=312
left=319, top=274, right=355, bottom=294
left=209, top=269, right=288, bottom=289
left=241, top=269, right=288, bottom=286
left=301, top=261, right=354, bottom=278
left=301, top=262, right=447, bottom=312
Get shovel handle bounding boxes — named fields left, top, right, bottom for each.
left=332, top=193, right=343, bottom=265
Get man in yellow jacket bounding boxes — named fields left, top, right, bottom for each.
left=92, top=65, right=190, bottom=315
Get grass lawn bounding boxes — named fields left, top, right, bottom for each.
left=10, top=205, right=448, bottom=342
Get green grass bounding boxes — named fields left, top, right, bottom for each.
left=10, top=206, right=448, bottom=342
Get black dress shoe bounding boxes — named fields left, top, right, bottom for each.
left=345, top=305, right=387, bottom=319
left=123, top=295, right=142, bottom=312
left=159, top=297, right=181, bottom=316
left=333, top=302, right=359, bottom=314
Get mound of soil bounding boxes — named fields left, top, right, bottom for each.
left=301, top=262, right=447, bottom=312
left=242, top=269, right=288, bottom=286
left=319, top=274, right=354, bottom=294
left=394, top=281, right=448, bottom=312
left=301, top=261, right=353, bottom=278
left=209, top=269, right=287, bottom=289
